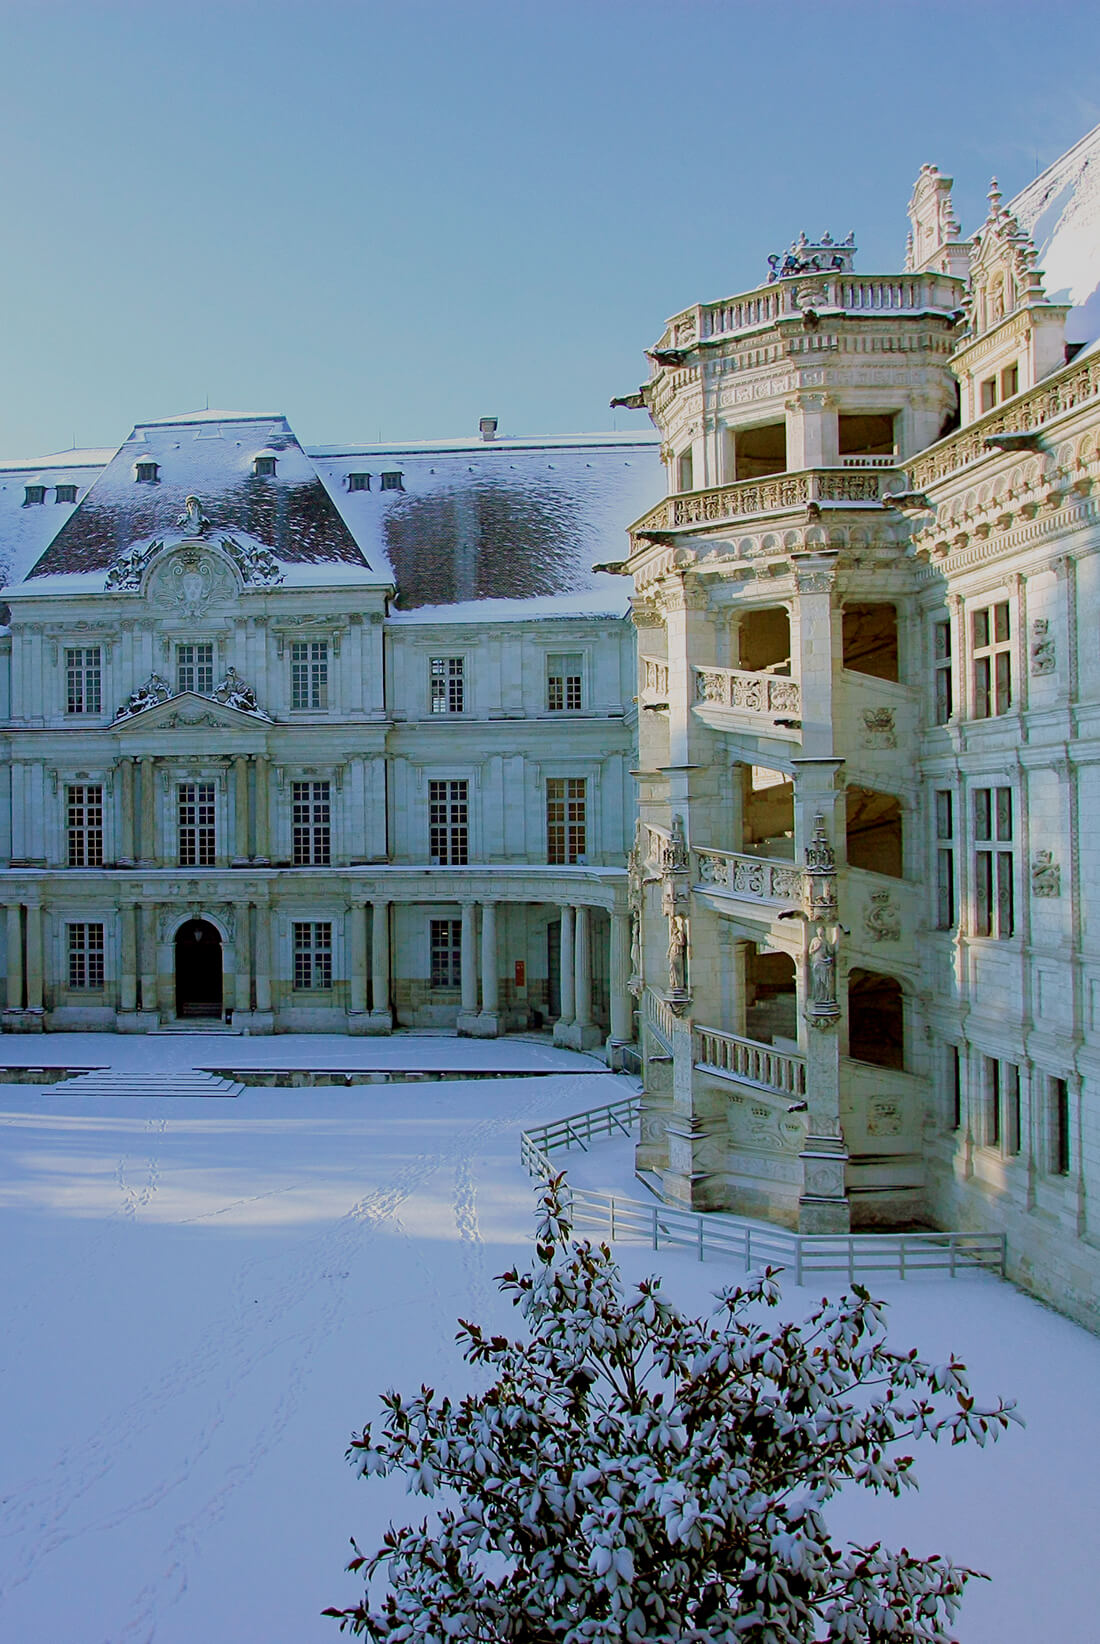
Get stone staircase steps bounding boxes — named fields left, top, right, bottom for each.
left=59, top=1070, right=243, bottom=1099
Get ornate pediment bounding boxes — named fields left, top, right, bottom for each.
left=112, top=689, right=271, bottom=734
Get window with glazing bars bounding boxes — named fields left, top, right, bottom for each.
left=292, top=780, right=331, bottom=864
left=428, top=779, right=468, bottom=864
left=430, top=918, right=462, bottom=989
left=290, top=641, right=329, bottom=709
left=934, top=790, right=956, bottom=929
left=973, top=786, right=1013, bottom=937
left=972, top=601, right=1012, bottom=718
left=293, top=921, right=332, bottom=989
left=67, top=784, right=103, bottom=867
left=546, top=776, right=586, bottom=864
left=547, top=653, right=583, bottom=712
left=65, top=647, right=102, bottom=715
left=430, top=656, right=464, bottom=714
left=67, top=922, right=104, bottom=989
left=178, top=782, right=216, bottom=866
left=176, top=642, right=214, bottom=695
left=1050, top=1077, right=1070, bottom=1175
left=932, top=619, right=952, bottom=724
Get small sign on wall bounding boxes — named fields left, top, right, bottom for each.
left=514, top=960, right=526, bottom=988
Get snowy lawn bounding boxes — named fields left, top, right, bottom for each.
left=0, top=1039, right=1096, bottom=1643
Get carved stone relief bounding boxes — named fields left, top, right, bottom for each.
left=1031, top=851, right=1061, bottom=897
left=863, top=889, right=901, bottom=942
left=1030, top=617, right=1056, bottom=675
left=861, top=707, right=898, bottom=747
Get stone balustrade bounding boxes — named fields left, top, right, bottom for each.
left=694, top=847, right=807, bottom=907
left=662, top=271, right=960, bottom=349
left=644, top=986, right=678, bottom=1052
left=630, top=466, right=901, bottom=538
left=640, top=656, right=669, bottom=699
left=693, top=1024, right=807, bottom=1098
left=642, top=822, right=672, bottom=870
left=693, top=663, right=801, bottom=719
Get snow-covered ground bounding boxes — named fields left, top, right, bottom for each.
left=1, top=1035, right=1096, bottom=1643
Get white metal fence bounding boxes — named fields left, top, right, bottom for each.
left=521, top=1096, right=1006, bottom=1283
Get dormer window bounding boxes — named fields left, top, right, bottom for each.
left=253, top=453, right=277, bottom=477
left=380, top=470, right=404, bottom=492
left=347, top=472, right=371, bottom=492
left=134, top=461, right=159, bottom=483
left=23, top=485, right=45, bottom=506
left=55, top=484, right=77, bottom=504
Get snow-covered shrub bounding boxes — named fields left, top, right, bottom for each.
left=325, top=1177, right=1018, bottom=1642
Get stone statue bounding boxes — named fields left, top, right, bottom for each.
left=630, top=912, right=642, bottom=980
left=104, top=539, right=160, bottom=590
left=667, top=914, right=688, bottom=994
left=176, top=495, right=211, bottom=537
left=808, top=922, right=837, bottom=1007
left=212, top=667, right=261, bottom=714
left=115, top=672, right=173, bottom=721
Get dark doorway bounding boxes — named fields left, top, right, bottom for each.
left=847, top=969, right=904, bottom=1070
left=175, top=919, right=223, bottom=1018
left=547, top=921, right=561, bottom=1020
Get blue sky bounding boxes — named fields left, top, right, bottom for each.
left=1, top=0, right=1098, bottom=457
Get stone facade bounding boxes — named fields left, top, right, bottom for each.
left=622, top=133, right=1100, bottom=1331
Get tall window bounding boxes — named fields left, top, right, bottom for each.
left=949, top=1045, right=962, bottom=1132
left=983, top=1056, right=1002, bottom=1149
left=547, top=777, right=587, bottom=865
left=65, top=647, right=102, bottom=715
left=547, top=653, right=583, bottom=712
left=293, top=921, right=332, bottom=989
left=1004, top=1063, right=1021, bottom=1155
left=178, top=782, right=216, bottom=867
left=67, top=922, right=105, bottom=989
left=292, top=780, right=331, bottom=865
left=67, top=784, right=103, bottom=868
left=1050, top=1077, right=1070, bottom=1176
left=429, top=779, right=468, bottom=865
left=290, top=641, right=329, bottom=710
left=934, top=790, right=956, bottom=930
left=429, top=918, right=462, bottom=989
left=176, top=642, right=214, bottom=695
left=430, top=656, right=465, bottom=714
left=972, top=601, right=1012, bottom=718
left=932, top=619, right=952, bottom=725
left=973, top=786, right=1013, bottom=938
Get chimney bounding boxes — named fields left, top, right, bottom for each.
left=479, top=416, right=498, bottom=442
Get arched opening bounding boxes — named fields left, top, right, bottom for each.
left=743, top=945, right=798, bottom=1048
left=174, top=919, right=223, bottom=1019
left=847, top=968, right=904, bottom=1069
left=846, top=786, right=904, bottom=878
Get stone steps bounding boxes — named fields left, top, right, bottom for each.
left=59, top=1070, right=243, bottom=1099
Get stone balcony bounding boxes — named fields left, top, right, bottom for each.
left=694, top=1022, right=807, bottom=1099
left=629, top=465, right=906, bottom=543
left=693, top=846, right=806, bottom=912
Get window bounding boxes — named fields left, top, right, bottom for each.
left=178, top=782, right=216, bottom=867
left=676, top=449, right=694, bottom=491
left=950, top=1045, right=962, bottom=1132
left=430, top=918, right=462, bottom=989
left=935, top=790, right=956, bottom=930
left=55, top=484, right=77, bottom=504
left=547, top=653, right=583, bottom=713
left=983, top=1056, right=1002, bottom=1149
left=430, top=656, right=465, bottom=715
left=293, top=921, right=332, bottom=990
left=380, top=470, right=403, bottom=491
left=292, top=780, right=331, bottom=865
left=134, top=461, right=159, bottom=483
left=290, top=640, right=329, bottom=710
left=1001, top=362, right=1019, bottom=400
left=982, top=1057, right=1021, bottom=1152
left=67, top=784, right=103, bottom=868
left=65, top=647, right=102, bottom=715
left=1004, top=1063, right=1021, bottom=1156
left=974, top=786, right=1013, bottom=938
left=347, top=472, right=371, bottom=492
left=429, top=779, right=468, bottom=865
left=67, top=923, right=105, bottom=990
left=253, top=454, right=277, bottom=477
left=23, top=485, right=44, bottom=505
left=933, top=618, right=952, bottom=724
left=972, top=601, right=1012, bottom=718
left=176, top=642, right=214, bottom=695
left=547, top=776, right=587, bottom=865
left=1050, top=1077, right=1070, bottom=1175
left=980, top=377, right=997, bottom=413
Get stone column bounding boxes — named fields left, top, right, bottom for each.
left=574, top=906, right=593, bottom=1029
left=553, top=904, right=575, bottom=1046
left=348, top=901, right=368, bottom=1018
left=118, top=758, right=136, bottom=865
left=253, top=902, right=273, bottom=1025
left=139, top=758, right=157, bottom=866
left=235, top=902, right=252, bottom=1015
left=458, top=901, right=479, bottom=1033
left=253, top=757, right=270, bottom=863
left=608, top=909, right=633, bottom=1050
left=119, top=903, right=138, bottom=1018
left=5, top=904, right=23, bottom=1012
left=140, top=903, right=159, bottom=1019
left=367, top=900, right=391, bottom=1030
left=477, top=900, right=499, bottom=1036
left=233, top=755, right=250, bottom=863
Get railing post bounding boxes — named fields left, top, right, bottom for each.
left=652, top=1205, right=659, bottom=1250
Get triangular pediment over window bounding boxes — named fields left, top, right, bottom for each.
left=112, top=691, right=271, bottom=734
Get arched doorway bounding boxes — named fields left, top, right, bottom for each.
left=175, top=919, right=223, bottom=1019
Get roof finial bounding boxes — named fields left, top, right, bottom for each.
left=988, top=176, right=1002, bottom=213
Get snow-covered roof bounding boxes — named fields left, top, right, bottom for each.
left=1007, top=121, right=1100, bottom=347
left=385, top=585, right=632, bottom=625
left=0, top=448, right=111, bottom=591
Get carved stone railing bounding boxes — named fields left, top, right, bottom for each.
left=640, top=656, right=669, bottom=699
left=672, top=272, right=960, bottom=346
left=841, top=454, right=896, bottom=468
left=630, top=467, right=902, bottom=538
left=644, top=987, right=678, bottom=1052
left=694, top=664, right=801, bottom=719
left=694, top=1024, right=807, bottom=1098
left=694, top=847, right=806, bottom=907
left=642, top=822, right=672, bottom=871
left=907, top=351, right=1100, bottom=493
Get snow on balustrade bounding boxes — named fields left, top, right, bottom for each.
left=694, top=847, right=807, bottom=907
left=629, top=467, right=900, bottom=538
left=694, top=1024, right=807, bottom=1099
left=694, top=663, right=801, bottom=719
